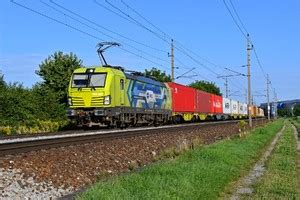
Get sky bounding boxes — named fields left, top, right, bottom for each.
left=1, top=0, right=299, bottom=104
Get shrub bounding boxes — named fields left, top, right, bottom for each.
left=0, top=126, right=12, bottom=135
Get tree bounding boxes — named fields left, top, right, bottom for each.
left=293, top=105, right=300, bottom=116
left=144, top=67, right=172, bottom=82
left=0, top=71, right=5, bottom=89
left=189, top=80, right=222, bottom=96
left=277, top=107, right=291, bottom=117
left=36, top=51, right=82, bottom=103
left=0, top=83, right=37, bottom=126
left=32, top=84, right=67, bottom=121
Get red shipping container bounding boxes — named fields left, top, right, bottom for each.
left=196, top=90, right=211, bottom=113
left=210, top=94, right=223, bottom=114
left=167, top=82, right=196, bottom=112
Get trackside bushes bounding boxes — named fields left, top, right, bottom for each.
left=79, top=119, right=284, bottom=200
left=0, top=120, right=69, bottom=135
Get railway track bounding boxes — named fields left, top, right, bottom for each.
left=0, top=119, right=265, bottom=156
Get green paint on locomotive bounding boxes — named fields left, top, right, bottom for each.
left=68, top=66, right=171, bottom=109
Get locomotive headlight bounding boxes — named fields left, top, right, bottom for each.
left=68, top=98, right=72, bottom=106
left=104, top=95, right=111, bottom=105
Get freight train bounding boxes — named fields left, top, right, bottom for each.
left=67, top=66, right=264, bottom=127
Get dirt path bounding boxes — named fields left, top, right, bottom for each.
left=229, top=123, right=286, bottom=200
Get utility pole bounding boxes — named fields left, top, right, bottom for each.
left=170, top=39, right=175, bottom=82
left=267, top=74, right=271, bottom=121
left=217, top=76, right=229, bottom=98
left=217, top=69, right=246, bottom=98
left=274, top=90, right=278, bottom=119
left=225, top=77, right=228, bottom=98
left=247, top=34, right=253, bottom=128
left=245, top=89, right=247, bottom=104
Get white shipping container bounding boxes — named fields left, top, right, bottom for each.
left=231, top=100, right=239, bottom=114
left=238, top=102, right=244, bottom=115
left=223, top=98, right=231, bottom=114
left=258, top=108, right=265, bottom=117
left=243, top=103, right=248, bottom=115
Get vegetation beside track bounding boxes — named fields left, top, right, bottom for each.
left=292, top=116, right=300, bottom=128
left=0, top=52, right=80, bottom=135
left=0, top=120, right=69, bottom=135
left=78, top=119, right=283, bottom=200
left=241, top=121, right=300, bottom=199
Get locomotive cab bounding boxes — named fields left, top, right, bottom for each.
left=67, top=66, right=126, bottom=126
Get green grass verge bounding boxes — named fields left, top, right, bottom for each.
left=293, top=117, right=300, bottom=130
left=243, top=121, right=299, bottom=199
left=78, top=120, right=284, bottom=200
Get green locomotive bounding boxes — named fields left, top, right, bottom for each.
left=67, top=66, right=172, bottom=127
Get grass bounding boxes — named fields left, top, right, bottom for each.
left=78, top=120, right=284, bottom=200
left=242, top=121, right=300, bottom=199
left=293, top=116, right=300, bottom=130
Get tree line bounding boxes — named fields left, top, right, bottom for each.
left=0, top=52, right=81, bottom=134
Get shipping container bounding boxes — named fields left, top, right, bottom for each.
left=195, top=90, right=210, bottom=113
left=243, top=103, right=248, bottom=115
left=210, top=94, right=223, bottom=114
left=167, top=82, right=196, bottom=112
left=223, top=97, right=231, bottom=114
left=254, top=106, right=259, bottom=117
left=257, top=108, right=261, bottom=117
left=238, top=102, right=244, bottom=115
left=261, top=108, right=265, bottom=117
left=231, top=100, right=239, bottom=114
left=249, top=105, right=255, bottom=117
left=258, top=108, right=264, bottom=117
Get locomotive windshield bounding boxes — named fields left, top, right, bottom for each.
left=72, top=73, right=106, bottom=88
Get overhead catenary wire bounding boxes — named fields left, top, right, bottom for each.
left=10, top=0, right=102, bottom=41
left=120, top=0, right=231, bottom=74
left=48, top=0, right=193, bottom=74
left=11, top=0, right=170, bottom=71
left=120, top=0, right=226, bottom=73
left=252, top=45, right=268, bottom=79
left=93, top=0, right=139, bottom=26
left=47, top=0, right=169, bottom=62
left=49, top=0, right=167, bottom=53
left=119, top=0, right=248, bottom=93
left=106, top=0, right=253, bottom=101
left=103, top=0, right=170, bottom=44
left=120, top=0, right=172, bottom=41
left=228, top=0, right=249, bottom=35
left=117, top=0, right=248, bottom=92
left=40, top=0, right=171, bottom=70
left=98, top=0, right=227, bottom=79
left=14, top=0, right=248, bottom=100
left=222, top=0, right=247, bottom=39
left=222, top=0, right=275, bottom=102
left=223, top=0, right=268, bottom=81
left=119, top=0, right=222, bottom=74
